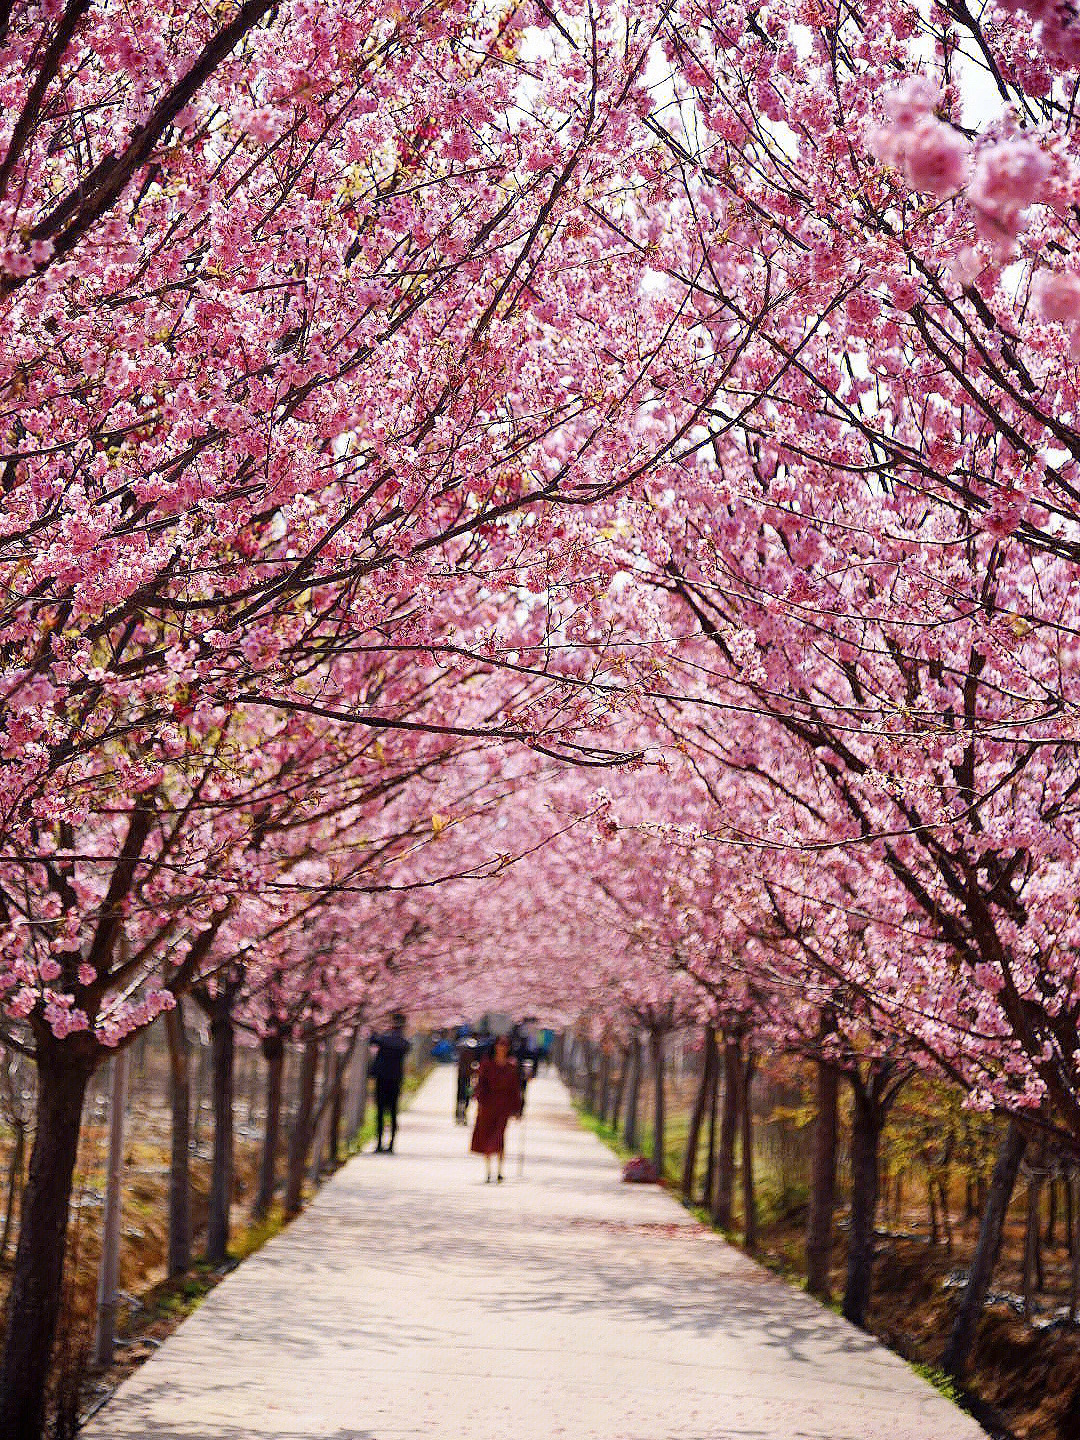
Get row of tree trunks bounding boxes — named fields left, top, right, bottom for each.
left=0, top=1008, right=366, bottom=1440
left=574, top=1025, right=1050, bottom=1381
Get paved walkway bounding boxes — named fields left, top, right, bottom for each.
left=84, top=1067, right=986, bottom=1440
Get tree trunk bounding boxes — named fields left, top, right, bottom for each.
left=0, top=1042, right=95, bottom=1440
left=190, top=1027, right=209, bottom=1152
left=650, top=1028, right=666, bottom=1178
left=1070, top=1171, right=1080, bottom=1323
left=702, top=1037, right=719, bottom=1210
left=597, top=1049, right=611, bottom=1124
left=927, top=1179, right=939, bottom=1246
left=681, top=1028, right=715, bottom=1202
left=943, top=1119, right=1026, bottom=1379
left=328, top=1062, right=344, bottom=1165
left=1067, top=1168, right=1075, bottom=1260
left=284, top=1035, right=318, bottom=1217
left=806, top=1060, right=839, bottom=1299
left=1046, top=1174, right=1058, bottom=1248
left=740, top=1047, right=757, bottom=1250
left=252, top=1034, right=284, bottom=1221
left=623, top=1035, right=642, bottom=1151
left=308, top=1032, right=359, bottom=1186
left=842, top=1082, right=884, bottom=1329
left=93, top=1047, right=129, bottom=1368
left=712, top=1033, right=740, bottom=1229
left=609, top=1045, right=630, bottom=1135
left=206, top=998, right=235, bottom=1264
left=164, top=1002, right=191, bottom=1276
left=343, top=1030, right=369, bottom=1142
left=1023, top=1162, right=1044, bottom=1316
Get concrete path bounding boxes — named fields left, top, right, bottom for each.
left=84, top=1067, right=986, bottom=1440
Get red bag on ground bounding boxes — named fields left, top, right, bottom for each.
left=622, top=1156, right=659, bottom=1184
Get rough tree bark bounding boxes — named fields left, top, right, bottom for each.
left=806, top=1060, right=839, bottom=1299
left=252, top=1033, right=285, bottom=1221
left=164, top=1001, right=192, bottom=1275
left=943, top=1119, right=1026, bottom=1379
left=0, top=1037, right=97, bottom=1440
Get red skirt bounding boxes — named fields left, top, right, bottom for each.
left=470, top=1105, right=513, bottom=1155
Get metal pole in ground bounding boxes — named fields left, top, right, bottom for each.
left=93, top=1044, right=129, bottom=1369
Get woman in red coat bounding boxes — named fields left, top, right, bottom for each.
left=469, top=1035, right=522, bottom=1182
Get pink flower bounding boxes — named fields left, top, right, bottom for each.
left=900, top=117, right=969, bottom=198
left=236, top=105, right=280, bottom=143
left=967, top=140, right=1050, bottom=244
left=969, top=139, right=1050, bottom=215
left=883, top=75, right=942, bottom=128
left=1033, top=268, right=1080, bottom=325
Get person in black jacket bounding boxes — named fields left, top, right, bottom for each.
left=370, top=1013, right=411, bottom=1153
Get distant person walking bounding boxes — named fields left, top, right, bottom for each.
left=470, top=1034, right=522, bottom=1182
left=454, top=1035, right=479, bottom=1124
left=370, top=1013, right=411, bottom=1153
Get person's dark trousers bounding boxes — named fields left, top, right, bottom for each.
left=375, top=1080, right=402, bottom=1151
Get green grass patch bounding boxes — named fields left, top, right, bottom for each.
left=573, top=1103, right=634, bottom=1160
left=911, top=1362, right=964, bottom=1408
